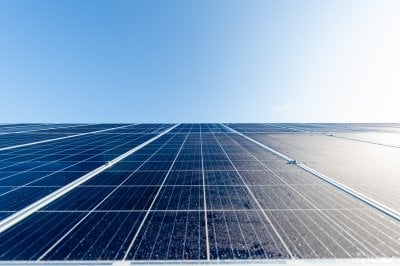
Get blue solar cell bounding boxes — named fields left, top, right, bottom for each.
left=83, top=171, right=135, bottom=186
left=123, top=170, right=169, bottom=186
left=204, top=171, right=242, bottom=186
left=165, top=170, right=202, bottom=186
left=97, top=186, right=159, bottom=210
left=153, top=186, right=203, bottom=210
left=172, top=160, right=202, bottom=171
left=206, top=186, right=258, bottom=210
left=238, top=170, right=285, bottom=185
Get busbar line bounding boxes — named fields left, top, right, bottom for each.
left=0, top=124, right=179, bottom=235
left=221, top=124, right=400, bottom=222
left=0, top=124, right=135, bottom=152
left=200, top=125, right=211, bottom=260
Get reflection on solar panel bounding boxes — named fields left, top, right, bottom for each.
left=0, top=123, right=399, bottom=264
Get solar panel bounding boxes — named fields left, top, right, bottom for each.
left=233, top=125, right=400, bottom=214
left=0, top=124, right=170, bottom=219
left=0, top=123, right=399, bottom=263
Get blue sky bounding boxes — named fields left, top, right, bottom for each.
left=0, top=0, right=399, bottom=123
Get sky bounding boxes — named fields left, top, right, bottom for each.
left=0, top=0, right=399, bottom=123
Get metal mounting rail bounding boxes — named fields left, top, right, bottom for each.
left=221, top=123, right=400, bottom=222
left=0, top=124, right=179, bottom=234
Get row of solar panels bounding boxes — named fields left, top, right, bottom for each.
left=0, top=123, right=399, bottom=261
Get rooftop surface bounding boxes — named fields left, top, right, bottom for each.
left=0, top=123, right=399, bottom=264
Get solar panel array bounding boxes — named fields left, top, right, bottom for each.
left=0, top=123, right=399, bottom=263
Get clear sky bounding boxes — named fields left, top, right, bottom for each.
left=0, top=0, right=399, bottom=123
